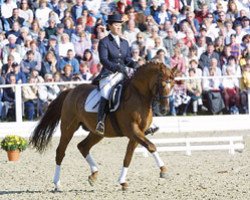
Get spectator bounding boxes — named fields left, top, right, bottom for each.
left=58, top=33, right=75, bottom=57
left=74, top=31, right=92, bottom=60
left=182, top=11, right=200, bottom=35
left=170, top=46, right=186, bottom=74
left=241, top=16, right=250, bottom=33
left=196, top=35, right=207, bottom=58
left=199, top=42, right=220, bottom=70
left=216, top=11, right=227, bottom=28
left=195, top=3, right=209, bottom=24
left=131, top=32, right=147, bottom=58
left=153, top=49, right=171, bottom=66
left=220, top=44, right=232, bottom=67
left=0, top=0, right=17, bottom=20
left=135, top=0, right=151, bottom=16
left=46, top=35, right=60, bottom=59
left=234, top=23, right=247, bottom=44
left=35, top=0, right=52, bottom=28
left=20, top=50, right=40, bottom=78
left=16, top=26, right=32, bottom=47
left=169, top=72, right=190, bottom=116
left=5, top=8, right=25, bottom=31
left=226, top=0, right=238, bottom=22
left=60, top=64, right=73, bottom=81
left=1, top=55, right=15, bottom=78
left=79, top=61, right=93, bottom=81
left=214, top=36, right=225, bottom=55
left=5, top=21, right=21, bottom=38
left=3, top=43, right=22, bottom=64
left=240, top=58, right=250, bottom=113
left=58, top=49, right=79, bottom=74
left=5, top=62, right=26, bottom=84
left=202, top=65, right=225, bottom=114
left=123, top=20, right=140, bottom=46
left=2, top=73, right=16, bottom=121
left=186, top=68, right=205, bottom=115
left=163, top=26, right=178, bottom=57
left=63, top=17, right=75, bottom=38
left=153, top=3, right=171, bottom=25
left=56, top=0, right=68, bottom=21
left=186, top=46, right=199, bottom=65
left=45, top=18, right=57, bottom=40
left=203, top=58, right=222, bottom=77
left=147, top=36, right=167, bottom=60
left=19, top=0, right=34, bottom=26
left=41, top=51, right=59, bottom=77
left=222, top=55, right=241, bottom=77
left=70, top=0, right=87, bottom=25
left=230, top=34, right=241, bottom=61
left=43, top=73, right=61, bottom=105
left=30, top=20, right=41, bottom=40
left=55, top=23, right=65, bottom=43
left=224, top=20, right=236, bottom=45
left=22, top=76, right=41, bottom=120
left=221, top=67, right=240, bottom=114
left=82, top=49, right=98, bottom=76
left=90, top=39, right=100, bottom=65
left=2, top=34, right=21, bottom=62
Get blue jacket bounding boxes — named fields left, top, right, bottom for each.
left=71, top=4, right=87, bottom=25
left=98, top=34, right=136, bottom=77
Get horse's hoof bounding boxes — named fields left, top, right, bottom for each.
left=160, top=172, right=169, bottom=179
left=88, top=175, right=96, bottom=186
left=54, top=186, right=63, bottom=192
left=121, top=182, right=128, bottom=191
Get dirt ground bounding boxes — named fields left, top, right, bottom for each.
left=0, top=131, right=250, bottom=200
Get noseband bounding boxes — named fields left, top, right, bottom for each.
left=154, top=75, right=172, bottom=103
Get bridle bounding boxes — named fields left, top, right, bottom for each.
left=154, top=74, right=173, bottom=103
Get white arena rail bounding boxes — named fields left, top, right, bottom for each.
left=135, top=136, right=245, bottom=156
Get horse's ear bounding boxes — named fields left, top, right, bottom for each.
left=171, top=65, right=179, bottom=77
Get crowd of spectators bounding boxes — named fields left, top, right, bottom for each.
left=0, top=0, right=249, bottom=121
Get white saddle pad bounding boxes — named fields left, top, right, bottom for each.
left=84, top=89, right=101, bottom=113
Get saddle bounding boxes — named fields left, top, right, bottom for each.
left=84, top=83, right=123, bottom=113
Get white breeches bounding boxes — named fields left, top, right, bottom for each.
left=99, top=72, right=124, bottom=99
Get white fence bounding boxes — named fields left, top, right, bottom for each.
left=135, top=136, right=245, bottom=156
left=0, top=76, right=250, bottom=123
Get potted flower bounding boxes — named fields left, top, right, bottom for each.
left=1, top=135, right=28, bottom=161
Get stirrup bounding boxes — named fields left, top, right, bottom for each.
left=95, top=121, right=105, bottom=136
left=145, top=126, right=159, bottom=135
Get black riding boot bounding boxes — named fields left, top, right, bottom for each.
left=95, top=97, right=108, bottom=136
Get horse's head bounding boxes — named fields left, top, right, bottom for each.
left=153, top=64, right=178, bottom=115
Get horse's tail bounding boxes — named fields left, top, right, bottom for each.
left=30, top=89, right=71, bottom=153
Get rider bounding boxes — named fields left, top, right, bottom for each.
left=95, top=13, right=158, bottom=136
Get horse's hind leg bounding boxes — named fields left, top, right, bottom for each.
left=77, top=132, right=103, bottom=186
left=119, top=139, right=138, bottom=191
left=53, top=121, right=79, bottom=191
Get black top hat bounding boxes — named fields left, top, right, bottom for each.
left=107, top=14, right=123, bottom=24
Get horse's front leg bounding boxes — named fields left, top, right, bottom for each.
left=132, top=125, right=168, bottom=179
left=119, top=139, right=138, bottom=191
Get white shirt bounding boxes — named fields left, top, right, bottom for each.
left=35, top=7, right=52, bottom=28
left=111, top=33, right=120, bottom=47
left=1, top=2, right=17, bottom=18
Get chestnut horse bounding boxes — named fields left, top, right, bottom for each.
left=30, top=62, right=177, bottom=191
